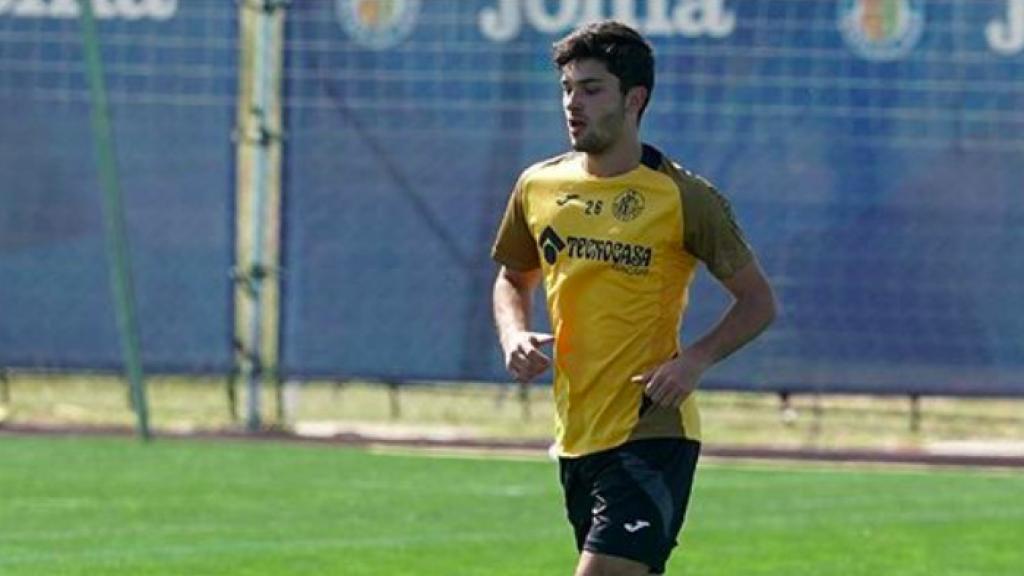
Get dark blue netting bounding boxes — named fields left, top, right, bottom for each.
left=0, top=4, right=236, bottom=372
left=281, top=1, right=1023, bottom=395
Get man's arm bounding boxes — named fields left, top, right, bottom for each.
left=688, top=255, right=777, bottom=366
left=493, top=265, right=554, bottom=383
left=633, top=257, right=777, bottom=408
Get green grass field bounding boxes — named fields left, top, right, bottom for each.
left=1, top=435, right=1022, bottom=575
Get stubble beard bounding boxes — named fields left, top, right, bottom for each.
left=570, top=132, right=609, bottom=154
left=569, top=107, right=625, bottom=154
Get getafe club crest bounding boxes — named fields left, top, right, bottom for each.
left=613, top=190, right=645, bottom=222
left=838, top=0, right=925, bottom=61
left=336, top=0, right=420, bottom=50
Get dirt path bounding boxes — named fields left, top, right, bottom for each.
left=3, top=421, right=1023, bottom=469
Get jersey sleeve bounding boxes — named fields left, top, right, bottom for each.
left=681, top=180, right=753, bottom=280
left=491, top=178, right=540, bottom=271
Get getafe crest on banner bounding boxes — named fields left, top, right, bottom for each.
left=336, top=0, right=420, bottom=49
left=838, top=0, right=925, bottom=61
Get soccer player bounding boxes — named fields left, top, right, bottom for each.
left=491, top=21, right=777, bottom=576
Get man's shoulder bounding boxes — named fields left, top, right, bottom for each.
left=652, top=152, right=739, bottom=229
left=518, top=151, right=580, bottom=185
left=654, top=153, right=717, bottom=198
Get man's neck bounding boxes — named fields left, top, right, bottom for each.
left=583, top=137, right=643, bottom=178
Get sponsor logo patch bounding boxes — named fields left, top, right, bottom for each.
left=539, top=226, right=652, bottom=275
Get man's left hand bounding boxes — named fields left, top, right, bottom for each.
left=630, top=351, right=712, bottom=409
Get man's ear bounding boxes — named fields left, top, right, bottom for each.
left=625, top=86, right=648, bottom=115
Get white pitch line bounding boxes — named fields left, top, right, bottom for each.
left=0, top=526, right=568, bottom=567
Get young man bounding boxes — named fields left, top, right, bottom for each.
left=491, top=21, right=777, bottom=576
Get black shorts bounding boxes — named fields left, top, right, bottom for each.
left=559, top=438, right=701, bottom=574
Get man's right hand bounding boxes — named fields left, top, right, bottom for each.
left=503, top=331, right=555, bottom=383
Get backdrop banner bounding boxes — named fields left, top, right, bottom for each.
left=281, top=1, right=1023, bottom=395
left=0, top=2, right=237, bottom=372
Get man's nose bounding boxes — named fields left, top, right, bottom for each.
left=565, top=91, right=581, bottom=112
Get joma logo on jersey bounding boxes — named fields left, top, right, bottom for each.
left=539, top=226, right=652, bottom=275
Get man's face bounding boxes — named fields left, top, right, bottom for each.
left=560, top=59, right=628, bottom=154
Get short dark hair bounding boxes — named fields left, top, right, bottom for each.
left=552, top=20, right=655, bottom=122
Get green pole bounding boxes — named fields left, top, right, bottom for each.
left=77, top=0, right=151, bottom=442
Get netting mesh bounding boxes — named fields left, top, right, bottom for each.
left=0, top=2, right=237, bottom=372
left=2, top=1, right=1021, bottom=393
left=281, top=0, right=1024, bottom=393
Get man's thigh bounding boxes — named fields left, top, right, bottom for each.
left=575, top=551, right=650, bottom=576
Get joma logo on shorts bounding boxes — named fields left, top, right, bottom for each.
left=624, top=520, right=651, bottom=533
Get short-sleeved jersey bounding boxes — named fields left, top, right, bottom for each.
left=492, top=144, right=752, bottom=458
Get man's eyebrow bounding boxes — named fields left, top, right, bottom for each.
left=561, top=77, right=605, bottom=86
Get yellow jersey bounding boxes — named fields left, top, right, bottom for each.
left=492, top=145, right=752, bottom=457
